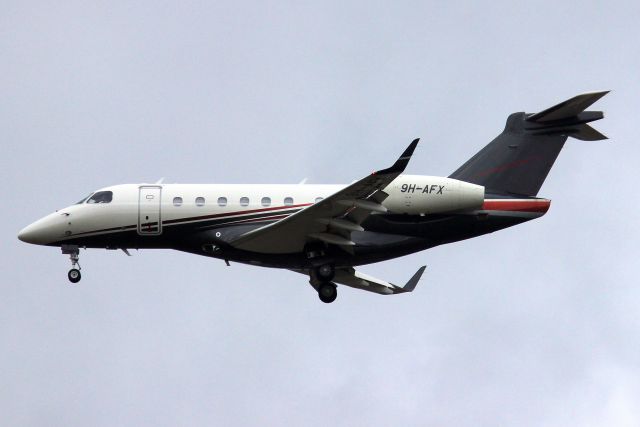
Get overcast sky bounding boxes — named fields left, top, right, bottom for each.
left=2, top=1, right=639, bottom=426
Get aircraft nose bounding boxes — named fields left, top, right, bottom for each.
left=18, top=222, right=44, bottom=244
left=18, top=214, right=61, bottom=245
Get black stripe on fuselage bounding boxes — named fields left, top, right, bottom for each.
left=63, top=205, right=305, bottom=240
left=71, top=224, right=138, bottom=238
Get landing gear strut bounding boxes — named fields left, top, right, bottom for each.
left=62, top=245, right=81, bottom=283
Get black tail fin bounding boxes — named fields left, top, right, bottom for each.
left=449, top=91, right=608, bottom=196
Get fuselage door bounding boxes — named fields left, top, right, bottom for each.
left=138, top=186, right=162, bottom=235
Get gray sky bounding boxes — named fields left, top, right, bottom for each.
left=2, top=1, right=639, bottom=425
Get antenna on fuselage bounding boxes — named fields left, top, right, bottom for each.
left=155, top=177, right=165, bottom=184
left=298, top=178, right=307, bottom=185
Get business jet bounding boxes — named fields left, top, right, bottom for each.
left=18, top=91, right=608, bottom=303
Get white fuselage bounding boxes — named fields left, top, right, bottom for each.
left=18, top=175, right=484, bottom=246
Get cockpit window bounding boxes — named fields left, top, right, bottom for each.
left=87, top=191, right=113, bottom=204
left=75, top=194, right=93, bottom=204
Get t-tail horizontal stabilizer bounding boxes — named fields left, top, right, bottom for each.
left=527, top=91, right=608, bottom=122
left=524, top=90, right=609, bottom=141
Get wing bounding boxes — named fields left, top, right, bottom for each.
left=297, top=265, right=426, bottom=295
left=229, top=139, right=420, bottom=254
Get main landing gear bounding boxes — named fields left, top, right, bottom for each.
left=318, top=282, right=337, bottom=303
left=314, top=264, right=337, bottom=303
left=62, top=245, right=81, bottom=283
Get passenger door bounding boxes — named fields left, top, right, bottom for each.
left=138, top=186, right=162, bottom=235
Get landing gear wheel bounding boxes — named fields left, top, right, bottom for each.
left=318, top=282, right=337, bottom=303
left=68, top=268, right=81, bottom=283
left=316, top=264, right=335, bottom=282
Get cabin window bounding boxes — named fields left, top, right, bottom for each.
left=173, top=197, right=183, bottom=207
left=218, top=197, right=227, bottom=207
left=315, top=197, right=324, bottom=203
left=284, top=197, right=294, bottom=206
left=240, top=197, right=250, bottom=207
left=195, top=197, right=205, bottom=207
left=87, top=191, right=113, bottom=204
left=261, top=197, right=271, bottom=207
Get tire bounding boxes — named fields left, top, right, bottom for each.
left=318, top=282, right=337, bottom=303
left=316, top=264, right=335, bottom=282
left=68, top=268, right=81, bottom=283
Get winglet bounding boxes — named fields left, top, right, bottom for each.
left=395, top=265, right=426, bottom=293
left=377, top=138, right=420, bottom=175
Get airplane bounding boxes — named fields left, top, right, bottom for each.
left=18, top=91, right=608, bottom=303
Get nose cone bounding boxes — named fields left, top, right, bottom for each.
left=18, top=222, right=47, bottom=245
left=18, top=213, right=65, bottom=245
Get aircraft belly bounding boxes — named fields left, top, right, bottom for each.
left=51, top=210, right=540, bottom=269
left=362, top=211, right=538, bottom=245
left=187, top=211, right=524, bottom=269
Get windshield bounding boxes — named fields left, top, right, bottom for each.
left=86, top=191, right=113, bottom=204
left=75, top=194, right=93, bottom=204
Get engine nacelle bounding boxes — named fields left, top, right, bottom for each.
left=383, top=175, right=484, bottom=214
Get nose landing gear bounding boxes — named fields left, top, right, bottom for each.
left=61, top=245, right=81, bottom=283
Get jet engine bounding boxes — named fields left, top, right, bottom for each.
left=383, top=175, right=484, bottom=214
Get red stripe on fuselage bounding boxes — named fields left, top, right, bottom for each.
left=162, top=203, right=312, bottom=225
left=481, top=199, right=551, bottom=213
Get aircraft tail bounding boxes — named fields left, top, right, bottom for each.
left=449, top=91, right=609, bottom=196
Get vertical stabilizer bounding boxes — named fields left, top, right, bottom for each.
left=449, top=91, right=608, bottom=196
